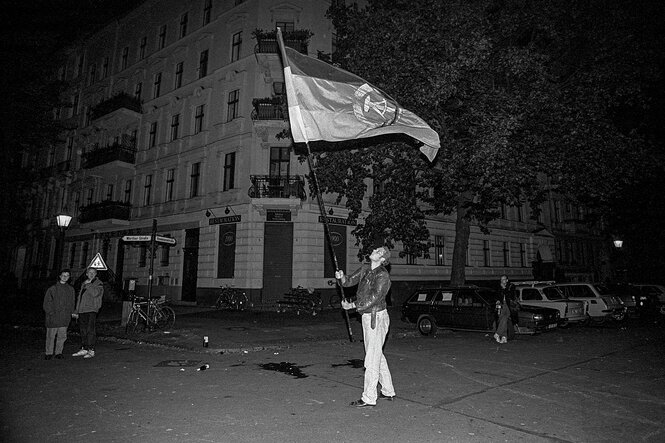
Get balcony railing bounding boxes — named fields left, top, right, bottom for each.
left=82, top=136, right=137, bottom=169
left=253, top=29, right=312, bottom=55
left=90, top=92, right=142, bottom=121
left=79, top=201, right=131, bottom=224
left=248, top=175, right=306, bottom=200
left=251, top=97, right=286, bottom=120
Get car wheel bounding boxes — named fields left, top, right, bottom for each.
left=590, top=316, right=606, bottom=325
left=417, top=316, right=437, bottom=336
left=559, top=320, right=569, bottom=329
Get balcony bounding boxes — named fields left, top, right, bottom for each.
left=90, top=92, right=142, bottom=121
left=79, top=200, right=131, bottom=224
left=82, top=136, right=137, bottom=170
left=248, top=175, right=306, bottom=200
left=251, top=97, right=286, bottom=120
left=38, top=160, right=72, bottom=179
left=253, top=29, right=312, bottom=55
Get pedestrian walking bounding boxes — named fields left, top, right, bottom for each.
left=335, top=246, right=396, bottom=408
left=72, top=268, right=104, bottom=359
left=494, top=275, right=517, bottom=344
left=43, top=269, right=76, bottom=360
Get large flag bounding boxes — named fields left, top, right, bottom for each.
left=276, top=28, right=440, bottom=162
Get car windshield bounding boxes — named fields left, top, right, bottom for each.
left=543, top=287, right=564, bottom=300
left=595, top=284, right=612, bottom=295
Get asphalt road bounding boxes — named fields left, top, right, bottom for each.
left=1, top=320, right=664, bottom=442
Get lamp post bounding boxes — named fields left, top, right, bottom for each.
left=612, top=237, right=626, bottom=282
left=54, top=212, right=72, bottom=275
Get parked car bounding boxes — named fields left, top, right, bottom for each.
left=551, top=282, right=626, bottom=323
left=630, top=284, right=665, bottom=316
left=605, top=283, right=641, bottom=318
left=401, top=286, right=560, bottom=336
left=513, top=281, right=587, bottom=326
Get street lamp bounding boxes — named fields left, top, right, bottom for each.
left=613, top=238, right=623, bottom=249
left=54, top=211, right=72, bottom=275
left=612, top=237, right=626, bottom=282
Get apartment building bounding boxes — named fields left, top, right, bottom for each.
left=13, top=0, right=607, bottom=306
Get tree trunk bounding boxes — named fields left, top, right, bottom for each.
left=450, top=196, right=471, bottom=286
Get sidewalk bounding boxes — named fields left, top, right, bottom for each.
left=97, top=303, right=417, bottom=354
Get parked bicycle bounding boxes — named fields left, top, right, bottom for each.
left=216, top=285, right=248, bottom=311
left=125, top=295, right=176, bottom=335
left=276, top=286, right=322, bottom=315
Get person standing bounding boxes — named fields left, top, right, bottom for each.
left=72, top=268, right=104, bottom=359
left=43, top=269, right=76, bottom=360
left=335, top=246, right=396, bottom=408
left=494, top=275, right=517, bottom=344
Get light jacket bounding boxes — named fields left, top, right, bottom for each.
left=76, top=278, right=104, bottom=314
left=43, top=282, right=76, bottom=328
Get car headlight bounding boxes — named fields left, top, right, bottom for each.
left=533, top=314, right=543, bottom=320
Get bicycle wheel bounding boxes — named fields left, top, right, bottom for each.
left=125, top=310, right=142, bottom=335
left=155, top=306, right=176, bottom=329
left=235, top=293, right=249, bottom=310
left=329, top=293, right=342, bottom=309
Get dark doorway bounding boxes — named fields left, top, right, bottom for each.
left=181, top=228, right=199, bottom=303
left=115, top=239, right=125, bottom=290
left=263, top=222, right=293, bottom=303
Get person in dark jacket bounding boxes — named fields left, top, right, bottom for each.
left=72, top=268, right=104, bottom=359
left=43, top=269, right=76, bottom=360
left=494, top=275, right=518, bottom=343
left=335, top=246, right=396, bottom=408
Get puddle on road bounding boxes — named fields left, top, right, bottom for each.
left=331, top=359, right=364, bottom=369
left=259, top=362, right=309, bottom=378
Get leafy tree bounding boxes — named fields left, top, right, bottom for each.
left=321, top=0, right=664, bottom=283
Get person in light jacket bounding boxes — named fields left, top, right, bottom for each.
left=72, top=268, right=104, bottom=359
left=43, top=269, right=76, bottom=360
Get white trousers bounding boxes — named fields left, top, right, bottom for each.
left=361, top=309, right=395, bottom=404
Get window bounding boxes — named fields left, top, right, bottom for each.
left=134, top=82, right=142, bottom=100
left=139, top=36, right=147, bottom=60
left=190, top=162, right=201, bottom=197
left=194, top=104, right=205, bottom=133
left=554, top=200, right=562, bottom=223
left=72, top=94, right=79, bottom=116
left=66, top=138, right=73, bottom=160
left=121, top=46, right=129, bottom=70
left=170, top=114, right=180, bottom=140
left=68, top=243, right=76, bottom=268
left=80, top=242, right=89, bottom=268
left=153, top=72, right=162, bottom=98
left=231, top=31, right=242, bottom=62
left=483, top=240, right=491, bottom=267
left=520, top=243, right=527, bottom=267
left=516, top=204, right=524, bottom=222
left=179, top=13, right=188, bottom=38
left=203, top=0, right=212, bottom=25
left=160, top=245, right=170, bottom=266
left=165, top=168, right=175, bottom=201
left=227, top=89, right=239, bottom=121
left=105, top=184, right=114, bottom=201
left=139, top=245, right=147, bottom=267
left=198, top=50, right=209, bottom=78
left=86, top=188, right=93, bottom=206
left=406, top=253, right=417, bottom=265
left=522, top=288, right=542, bottom=301
left=75, top=55, right=84, bottom=77
left=83, top=106, right=91, bottom=126
left=124, top=180, right=132, bottom=203
left=149, top=122, right=158, bottom=147
left=223, top=152, right=235, bottom=191
left=435, top=235, right=445, bottom=266
left=275, top=21, right=294, bottom=33
left=74, top=191, right=80, bottom=217
left=174, top=62, right=183, bottom=89
left=503, top=242, right=510, bottom=267
left=270, top=146, right=290, bottom=178
left=158, top=25, right=167, bottom=49
left=88, top=63, right=96, bottom=85
left=143, top=174, right=153, bottom=206
left=48, top=147, right=55, bottom=166
left=102, top=57, right=109, bottom=78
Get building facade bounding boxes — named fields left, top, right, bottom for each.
left=12, top=0, right=608, bottom=306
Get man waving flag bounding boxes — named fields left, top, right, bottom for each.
left=276, top=28, right=440, bottom=162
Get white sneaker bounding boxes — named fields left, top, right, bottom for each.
left=72, top=349, right=88, bottom=357
left=500, top=336, right=507, bottom=344
left=83, top=350, right=95, bottom=359
left=493, top=333, right=500, bottom=342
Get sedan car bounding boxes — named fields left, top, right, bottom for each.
left=513, top=281, right=587, bottom=326
left=401, top=286, right=560, bottom=336
left=552, top=282, right=626, bottom=323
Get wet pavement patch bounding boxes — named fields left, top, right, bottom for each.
left=332, top=359, right=364, bottom=369
left=154, top=359, right=202, bottom=367
left=259, top=362, right=309, bottom=378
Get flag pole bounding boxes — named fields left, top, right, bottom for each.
left=303, top=145, right=354, bottom=342
left=276, top=28, right=353, bottom=342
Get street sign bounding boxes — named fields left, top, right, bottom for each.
left=87, top=253, right=108, bottom=271
left=122, top=235, right=176, bottom=245
left=155, top=236, right=176, bottom=245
